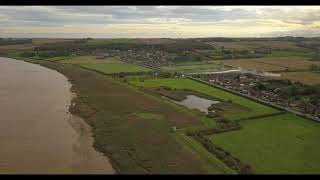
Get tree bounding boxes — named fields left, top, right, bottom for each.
left=309, top=64, right=320, bottom=71
left=20, top=51, right=35, bottom=57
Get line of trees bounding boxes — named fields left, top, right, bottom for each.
left=310, top=64, right=320, bottom=71
left=184, top=121, right=253, bottom=174
left=0, top=38, right=32, bottom=46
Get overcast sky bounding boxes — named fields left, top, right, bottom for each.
left=1, top=6, right=320, bottom=38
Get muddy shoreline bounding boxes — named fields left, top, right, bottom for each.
left=0, top=57, right=115, bottom=174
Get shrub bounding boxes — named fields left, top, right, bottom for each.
left=20, top=51, right=35, bottom=57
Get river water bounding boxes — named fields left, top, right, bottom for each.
left=0, top=57, right=114, bottom=174
left=169, top=95, right=220, bottom=114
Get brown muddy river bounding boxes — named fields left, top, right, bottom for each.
left=0, top=57, right=114, bottom=174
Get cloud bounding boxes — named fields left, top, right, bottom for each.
left=0, top=6, right=320, bottom=38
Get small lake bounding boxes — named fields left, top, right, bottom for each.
left=169, top=95, right=220, bottom=114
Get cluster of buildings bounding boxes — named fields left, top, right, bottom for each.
left=70, top=48, right=172, bottom=68
left=119, top=49, right=172, bottom=67
left=205, top=73, right=320, bottom=119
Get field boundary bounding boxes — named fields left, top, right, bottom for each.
left=187, top=76, right=283, bottom=111
left=188, top=76, right=320, bottom=123
left=175, top=131, right=236, bottom=174
left=236, top=111, right=287, bottom=122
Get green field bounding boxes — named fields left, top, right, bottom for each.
left=175, top=61, right=209, bottom=66
left=176, top=131, right=236, bottom=174
left=27, top=59, right=227, bottom=174
left=80, top=63, right=152, bottom=74
left=8, top=37, right=320, bottom=174
left=59, top=55, right=153, bottom=74
left=130, top=77, right=278, bottom=120
left=210, top=114, right=320, bottom=173
left=60, top=56, right=123, bottom=64
left=161, top=63, right=223, bottom=71
left=268, top=50, right=315, bottom=57
left=44, top=56, right=71, bottom=62
left=135, top=112, right=164, bottom=120
left=85, top=38, right=141, bottom=46
left=160, top=61, right=227, bottom=74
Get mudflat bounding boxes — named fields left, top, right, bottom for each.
left=0, top=57, right=114, bottom=174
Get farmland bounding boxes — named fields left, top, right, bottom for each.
left=2, top=37, right=320, bottom=174
left=60, top=56, right=123, bottom=64
left=268, top=50, right=315, bottom=57
left=221, top=58, right=287, bottom=71
left=130, top=77, right=278, bottom=121
left=254, top=57, right=320, bottom=71
left=58, top=55, right=152, bottom=74
left=84, top=38, right=142, bottom=46
left=26, top=59, right=224, bottom=174
left=207, top=40, right=309, bottom=51
left=210, top=114, right=320, bottom=174
left=274, top=71, right=320, bottom=85
left=80, top=63, right=151, bottom=74
left=207, top=42, right=250, bottom=50
left=160, top=62, right=224, bottom=73
left=221, top=57, right=320, bottom=72
left=242, top=41, right=308, bottom=51
left=31, top=38, right=74, bottom=45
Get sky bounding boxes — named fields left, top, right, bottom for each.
left=1, top=6, right=320, bottom=38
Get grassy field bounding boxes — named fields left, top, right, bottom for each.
left=222, top=57, right=320, bottom=72
left=42, top=56, right=71, bottom=62
left=160, top=63, right=223, bottom=71
left=27, top=60, right=227, bottom=174
left=268, top=50, right=315, bottom=57
left=161, top=63, right=223, bottom=73
left=80, top=63, right=151, bottom=74
left=176, top=131, right=236, bottom=174
left=207, top=41, right=307, bottom=51
left=135, top=112, right=164, bottom=120
left=139, top=38, right=177, bottom=45
left=31, top=38, right=74, bottom=45
left=242, top=41, right=307, bottom=51
left=222, top=59, right=287, bottom=71
left=254, top=57, right=320, bottom=71
left=6, top=38, right=320, bottom=174
left=160, top=61, right=228, bottom=74
left=209, top=102, right=250, bottom=119
left=130, top=77, right=278, bottom=120
left=210, top=114, right=320, bottom=174
left=207, top=42, right=251, bottom=50
left=60, top=56, right=123, bottom=64
left=0, top=44, right=35, bottom=50
left=272, top=71, right=320, bottom=85
left=175, top=61, right=209, bottom=66
left=174, top=68, right=228, bottom=74
left=85, top=39, right=141, bottom=46
left=58, top=55, right=152, bottom=74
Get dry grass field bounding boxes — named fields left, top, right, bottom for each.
left=60, top=56, right=123, bottom=64
left=207, top=42, right=250, bottom=50
left=271, top=72, right=320, bottom=85
left=221, top=59, right=287, bottom=72
left=222, top=57, right=320, bottom=72
left=242, top=41, right=307, bottom=50
left=139, top=38, right=177, bottom=45
left=32, top=38, right=74, bottom=45
left=254, top=57, right=320, bottom=71
left=207, top=40, right=307, bottom=51
left=0, top=44, right=35, bottom=50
